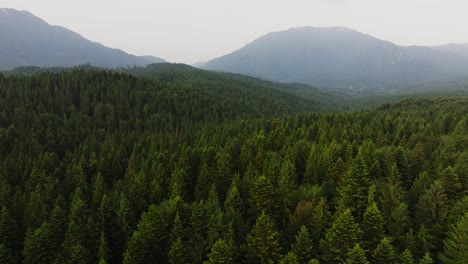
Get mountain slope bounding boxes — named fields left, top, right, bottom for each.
left=123, top=63, right=338, bottom=112
left=0, top=8, right=165, bottom=70
left=204, top=27, right=468, bottom=89
left=433, top=43, right=468, bottom=58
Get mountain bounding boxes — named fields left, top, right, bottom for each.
left=0, top=8, right=165, bottom=71
left=204, top=27, right=468, bottom=89
left=433, top=43, right=468, bottom=58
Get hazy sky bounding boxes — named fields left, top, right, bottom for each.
left=2, top=0, right=468, bottom=63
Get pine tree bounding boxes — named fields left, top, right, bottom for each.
left=399, top=249, right=414, bottom=264
left=48, top=199, right=67, bottom=262
left=279, top=252, right=300, bottom=264
left=98, top=232, right=109, bottom=264
left=168, top=237, right=188, bottom=264
left=245, top=211, right=282, bottom=264
left=440, top=166, right=463, bottom=200
left=249, top=175, right=277, bottom=218
left=362, top=202, right=385, bottom=251
left=0, top=206, right=20, bottom=263
left=124, top=199, right=179, bottom=264
left=337, top=155, right=370, bottom=219
left=372, top=237, right=396, bottom=264
left=419, top=253, right=434, bottom=264
left=62, top=190, right=92, bottom=263
left=439, top=213, right=468, bottom=264
left=22, top=223, right=53, bottom=264
left=320, top=209, right=362, bottom=263
left=292, top=225, right=314, bottom=264
left=204, top=239, right=234, bottom=264
left=346, top=243, right=369, bottom=264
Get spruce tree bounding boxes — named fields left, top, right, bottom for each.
left=419, top=253, right=434, bottom=264
left=362, top=202, right=385, bottom=251
left=320, top=209, right=362, bottom=263
left=22, top=223, right=53, bottom=264
left=337, top=155, right=370, bottom=219
left=245, top=211, right=282, bottom=264
left=439, top=213, right=468, bottom=264
left=346, top=243, right=369, bottom=264
left=204, top=239, right=234, bottom=264
left=168, top=238, right=188, bottom=264
left=292, top=225, right=314, bottom=264
left=399, top=249, right=414, bottom=264
left=372, top=237, right=396, bottom=264
left=279, top=252, right=300, bottom=264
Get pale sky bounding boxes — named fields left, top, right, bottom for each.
left=1, top=0, right=468, bottom=63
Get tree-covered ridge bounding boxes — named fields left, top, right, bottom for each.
left=0, top=70, right=467, bottom=263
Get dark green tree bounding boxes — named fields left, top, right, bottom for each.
left=168, top=238, right=188, bottom=264
left=279, top=252, right=300, bottom=264
left=439, top=213, right=468, bottom=264
left=337, top=155, right=370, bottom=219
left=346, top=243, right=369, bottom=264
left=371, top=237, right=396, bottom=264
left=399, top=249, right=414, bottom=264
left=320, top=209, right=362, bottom=263
left=291, top=225, right=314, bottom=264
left=362, top=202, right=385, bottom=251
left=204, top=239, right=234, bottom=264
left=245, top=211, right=282, bottom=264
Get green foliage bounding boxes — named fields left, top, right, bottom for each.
left=399, top=249, right=414, bottom=264
left=419, top=253, right=434, bottom=264
left=320, top=209, right=362, bottom=263
left=22, top=223, right=53, bottom=264
left=371, top=237, right=396, bottom=264
left=292, top=225, right=315, bottom=264
left=346, top=243, right=369, bottom=264
left=337, top=154, right=370, bottom=219
left=245, top=212, right=282, bottom=264
left=280, top=252, right=300, bottom=264
left=439, top=213, right=468, bottom=264
left=362, top=202, right=385, bottom=250
left=205, top=239, right=234, bottom=264
left=168, top=238, right=188, bottom=264
left=0, top=69, right=467, bottom=263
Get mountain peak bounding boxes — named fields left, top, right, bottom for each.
left=204, top=26, right=468, bottom=89
left=0, top=8, right=34, bottom=17
left=0, top=9, right=165, bottom=71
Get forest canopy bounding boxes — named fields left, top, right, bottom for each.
left=0, top=69, right=467, bottom=263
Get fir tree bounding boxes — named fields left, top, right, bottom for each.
left=346, top=243, right=369, bottom=264
left=362, top=202, right=385, bottom=251
left=439, top=213, right=468, bottom=264
left=372, top=237, right=396, bottom=264
left=320, top=209, right=362, bottom=263
left=279, top=252, right=300, bottom=264
left=168, top=238, right=188, bottom=264
left=245, top=211, right=282, bottom=264
left=204, top=239, right=234, bottom=264
left=292, top=225, right=314, bottom=264
left=399, top=249, right=414, bottom=264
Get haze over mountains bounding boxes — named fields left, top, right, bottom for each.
left=0, top=8, right=165, bottom=71
left=204, top=27, right=468, bottom=89
left=2, top=8, right=468, bottom=90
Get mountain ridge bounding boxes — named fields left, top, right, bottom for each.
left=204, top=26, right=468, bottom=89
left=0, top=8, right=166, bottom=71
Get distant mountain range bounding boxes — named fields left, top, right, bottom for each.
left=0, top=8, right=165, bottom=71
left=433, top=43, right=468, bottom=58
left=204, top=27, right=468, bottom=89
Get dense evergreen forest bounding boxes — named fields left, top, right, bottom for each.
left=0, top=69, right=467, bottom=264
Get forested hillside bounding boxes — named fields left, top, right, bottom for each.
left=0, top=70, right=467, bottom=264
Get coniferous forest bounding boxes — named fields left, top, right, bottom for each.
left=0, top=67, right=467, bottom=264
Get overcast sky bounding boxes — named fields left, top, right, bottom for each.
left=2, top=0, right=468, bottom=63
